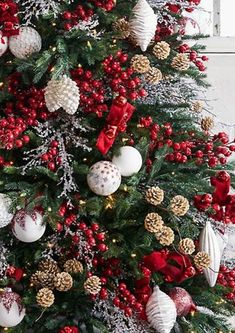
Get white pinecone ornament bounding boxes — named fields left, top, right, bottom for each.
left=129, top=0, right=158, bottom=52
left=9, top=27, right=42, bottom=59
left=45, top=75, right=80, bottom=115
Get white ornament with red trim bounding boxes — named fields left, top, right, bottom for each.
left=0, top=32, right=8, bottom=57
left=146, top=286, right=177, bottom=333
left=199, top=221, right=221, bottom=287
left=112, top=146, right=143, bottom=177
left=0, top=193, right=13, bottom=228
left=0, top=288, right=25, bottom=327
left=87, top=161, right=121, bottom=196
left=9, top=27, right=42, bottom=59
left=129, top=0, right=158, bottom=52
left=12, top=209, right=46, bottom=243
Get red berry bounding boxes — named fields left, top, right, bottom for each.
left=113, top=297, right=120, bottom=307
left=124, top=307, right=133, bottom=317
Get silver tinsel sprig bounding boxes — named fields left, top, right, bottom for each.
left=16, top=0, right=74, bottom=25
left=92, top=294, right=153, bottom=333
left=0, top=242, right=9, bottom=278
left=23, top=114, right=92, bottom=198
left=68, top=16, right=103, bottom=40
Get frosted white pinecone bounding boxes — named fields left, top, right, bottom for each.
left=0, top=194, right=13, bottom=228
left=45, top=75, right=80, bottom=115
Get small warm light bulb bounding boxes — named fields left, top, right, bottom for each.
left=48, top=207, right=52, bottom=212
left=0, top=82, right=4, bottom=88
left=3, top=328, right=8, bottom=331
left=52, top=47, right=56, bottom=52
left=79, top=200, right=86, bottom=205
left=112, top=239, right=117, bottom=243
left=131, top=253, right=137, bottom=258
left=50, top=67, right=55, bottom=72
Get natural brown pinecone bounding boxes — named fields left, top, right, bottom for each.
left=112, top=18, right=130, bottom=39
left=178, top=238, right=195, bottom=255
left=191, top=100, right=203, bottom=113
left=36, top=288, right=55, bottom=308
left=38, top=259, right=60, bottom=275
left=130, top=55, right=151, bottom=74
left=153, top=41, right=170, bottom=60
left=170, top=195, right=189, bottom=216
left=145, top=186, right=164, bottom=206
left=84, top=276, right=101, bottom=295
left=144, top=212, right=164, bottom=233
left=54, top=272, right=73, bottom=291
left=171, top=54, right=190, bottom=71
left=64, top=259, right=83, bottom=274
left=156, top=226, right=175, bottom=246
left=30, top=271, right=55, bottom=289
left=194, top=251, right=211, bottom=269
left=145, top=67, right=163, bottom=85
left=201, top=117, right=214, bottom=131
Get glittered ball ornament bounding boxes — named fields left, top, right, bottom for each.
left=0, top=289, right=25, bottom=327
left=9, top=27, right=42, bottom=59
left=112, top=146, right=142, bottom=177
left=87, top=161, right=121, bottom=196
left=0, top=32, right=8, bottom=57
left=168, top=287, right=196, bottom=317
left=12, top=209, right=46, bottom=243
left=0, top=193, right=13, bottom=228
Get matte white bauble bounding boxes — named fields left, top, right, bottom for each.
left=0, top=32, right=8, bottom=57
left=0, top=193, right=13, bottom=228
left=0, top=289, right=25, bottom=327
left=9, top=27, right=42, bottom=59
left=112, top=146, right=142, bottom=177
left=12, top=209, right=46, bottom=243
left=87, top=161, right=121, bottom=196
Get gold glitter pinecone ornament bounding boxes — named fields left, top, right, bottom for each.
left=145, top=67, right=163, bottom=85
left=145, top=186, right=164, bottom=206
left=112, top=18, right=130, bottom=39
left=178, top=238, right=195, bottom=255
left=36, top=288, right=55, bottom=308
left=191, top=100, right=203, bottom=113
left=194, top=251, right=211, bottom=269
left=201, top=117, right=214, bottom=131
left=171, top=54, right=190, bottom=71
left=54, top=272, right=73, bottom=291
left=30, top=271, right=55, bottom=289
left=156, top=226, right=175, bottom=246
left=64, top=259, right=83, bottom=274
left=130, top=55, right=151, bottom=74
left=38, top=259, right=60, bottom=275
left=84, top=276, right=101, bottom=295
left=170, top=195, right=189, bottom=216
left=153, top=41, right=170, bottom=60
left=144, top=212, right=164, bottom=233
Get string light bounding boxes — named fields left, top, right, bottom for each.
left=131, top=253, right=137, bottom=258
left=47, top=207, right=52, bottom=212
left=79, top=200, right=86, bottom=206
left=0, top=82, right=4, bottom=88
left=112, top=239, right=117, bottom=243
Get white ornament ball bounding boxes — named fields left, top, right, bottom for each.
left=0, top=289, right=25, bottom=327
left=0, top=32, right=8, bottom=57
left=146, top=286, right=177, bottom=333
left=12, top=209, right=46, bottom=243
left=112, top=146, right=142, bottom=177
left=0, top=193, right=13, bottom=228
left=87, top=161, right=121, bottom=196
left=9, top=27, right=42, bottom=59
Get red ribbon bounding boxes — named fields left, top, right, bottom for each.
left=96, top=97, right=135, bottom=155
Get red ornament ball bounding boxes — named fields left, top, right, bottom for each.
left=168, top=287, right=196, bottom=317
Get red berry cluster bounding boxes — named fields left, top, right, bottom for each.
left=217, top=265, right=235, bottom=304
left=71, top=67, right=107, bottom=117
left=179, top=43, right=208, bottom=72
left=88, top=0, right=116, bottom=11
left=103, top=51, right=146, bottom=101
left=0, top=0, right=19, bottom=37
left=112, top=282, right=144, bottom=317
left=62, top=6, right=94, bottom=31
left=40, top=140, right=61, bottom=172
left=166, top=0, right=200, bottom=14
left=59, top=327, right=79, bottom=333
left=57, top=201, right=78, bottom=231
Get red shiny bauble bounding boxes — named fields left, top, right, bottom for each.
left=169, top=287, right=196, bottom=316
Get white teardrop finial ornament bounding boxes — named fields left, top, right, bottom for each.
left=199, top=221, right=221, bottom=287
left=146, top=286, right=177, bottom=333
left=129, top=0, right=158, bottom=52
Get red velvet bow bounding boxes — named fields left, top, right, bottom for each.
left=211, top=171, right=230, bottom=205
left=96, top=97, right=135, bottom=155
left=0, top=0, right=19, bottom=37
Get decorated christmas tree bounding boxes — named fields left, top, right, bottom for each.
left=0, top=0, right=234, bottom=332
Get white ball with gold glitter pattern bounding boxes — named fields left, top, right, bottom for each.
left=9, top=27, right=42, bottom=59
left=12, top=209, right=46, bottom=243
left=87, top=161, right=121, bottom=196
left=0, top=32, right=8, bottom=57
left=0, top=289, right=25, bottom=327
left=112, top=146, right=142, bottom=177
